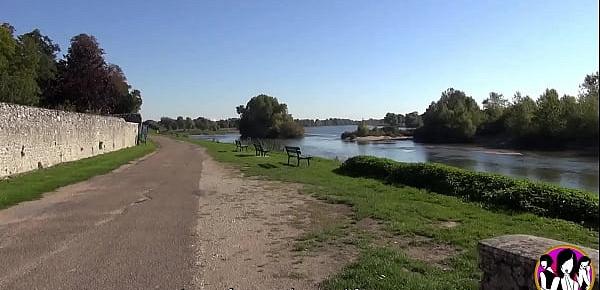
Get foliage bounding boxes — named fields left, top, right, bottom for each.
left=415, top=88, right=482, bottom=142
left=404, top=111, right=423, bottom=128
left=0, top=23, right=40, bottom=105
left=236, top=94, right=304, bottom=138
left=339, top=155, right=599, bottom=227
left=156, top=115, right=238, bottom=131
left=478, top=92, right=509, bottom=135
left=356, top=122, right=370, bottom=137
left=504, top=92, right=537, bottom=138
left=415, top=74, right=599, bottom=147
left=0, top=23, right=142, bottom=114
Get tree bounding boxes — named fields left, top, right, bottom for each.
left=578, top=72, right=599, bottom=142
left=159, top=117, right=177, bottom=130
left=504, top=92, right=537, bottom=138
left=59, top=34, right=110, bottom=113
left=405, top=111, right=423, bottom=128
left=415, top=89, right=481, bottom=142
left=236, top=94, right=304, bottom=138
left=534, top=89, right=565, bottom=139
left=0, top=23, right=41, bottom=105
left=384, top=113, right=398, bottom=126
left=356, top=121, right=369, bottom=137
left=479, top=92, right=509, bottom=134
left=176, top=116, right=185, bottom=130
left=185, top=117, right=194, bottom=130
left=18, top=29, right=60, bottom=106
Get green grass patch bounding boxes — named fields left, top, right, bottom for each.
left=180, top=137, right=599, bottom=290
left=0, top=141, right=156, bottom=209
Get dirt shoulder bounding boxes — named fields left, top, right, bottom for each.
left=193, top=147, right=356, bottom=289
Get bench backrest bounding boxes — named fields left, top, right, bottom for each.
left=285, top=146, right=301, bottom=156
left=253, top=143, right=265, bottom=150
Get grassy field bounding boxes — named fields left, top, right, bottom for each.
left=183, top=137, right=598, bottom=290
left=0, top=141, right=156, bottom=210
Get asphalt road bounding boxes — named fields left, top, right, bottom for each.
left=0, top=136, right=203, bottom=290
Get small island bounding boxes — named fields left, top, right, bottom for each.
left=341, top=112, right=421, bottom=142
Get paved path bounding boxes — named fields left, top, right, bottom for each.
left=0, top=136, right=203, bottom=289
left=0, top=136, right=351, bottom=290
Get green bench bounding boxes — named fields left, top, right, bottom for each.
left=235, top=140, right=248, bottom=151
left=253, top=143, right=270, bottom=156
left=285, top=146, right=312, bottom=166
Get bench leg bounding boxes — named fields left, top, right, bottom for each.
left=307, top=159, right=310, bottom=166
left=297, top=159, right=300, bottom=167
left=287, top=156, right=290, bottom=165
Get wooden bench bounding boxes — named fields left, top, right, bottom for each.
left=253, top=143, right=269, bottom=156
left=285, top=146, right=312, bottom=166
left=235, top=140, right=248, bottom=151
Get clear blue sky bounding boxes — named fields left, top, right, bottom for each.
left=3, top=0, right=599, bottom=120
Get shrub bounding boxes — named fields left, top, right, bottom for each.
left=339, top=155, right=599, bottom=227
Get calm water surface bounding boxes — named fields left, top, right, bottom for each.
left=191, top=125, right=599, bottom=193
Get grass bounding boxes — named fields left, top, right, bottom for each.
left=0, top=141, right=156, bottom=209
left=179, top=137, right=599, bottom=290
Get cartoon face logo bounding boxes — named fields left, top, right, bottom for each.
left=534, top=245, right=595, bottom=290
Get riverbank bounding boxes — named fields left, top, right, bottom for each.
left=0, top=141, right=156, bottom=209
left=177, top=136, right=598, bottom=290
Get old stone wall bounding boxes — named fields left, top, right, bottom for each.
left=0, top=102, right=139, bottom=177
left=479, top=234, right=599, bottom=290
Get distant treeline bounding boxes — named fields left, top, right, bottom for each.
left=295, top=118, right=383, bottom=127
left=414, top=72, right=599, bottom=148
left=144, top=117, right=239, bottom=131
left=0, top=23, right=142, bottom=115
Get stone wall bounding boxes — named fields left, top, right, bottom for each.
left=479, top=234, right=599, bottom=290
left=0, top=102, right=139, bottom=177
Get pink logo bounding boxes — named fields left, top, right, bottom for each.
left=535, top=245, right=595, bottom=290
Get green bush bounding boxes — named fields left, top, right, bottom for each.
left=339, top=155, right=599, bottom=227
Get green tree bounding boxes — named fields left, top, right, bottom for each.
left=236, top=94, right=304, bottom=138
left=405, top=111, right=423, bottom=128
left=176, top=116, right=185, bottom=129
left=0, top=23, right=40, bottom=105
left=185, top=117, right=194, bottom=130
left=504, top=92, right=537, bottom=138
left=415, top=89, right=481, bottom=142
left=578, top=72, right=599, bottom=142
left=384, top=113, right=398, bottom=126
left=356, top=121, right=369, bottom=137
left=479, top=92, right=509, bottom=134
left=18, top=29, right=60, bottom=106
left=534, top=89, right=565, bottom=139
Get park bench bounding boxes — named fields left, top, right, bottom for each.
left=235, top=140, right=248, bottom=151
left=253, top=142, right=270, bottom=156
left=285, top=146, right=312, bottom=166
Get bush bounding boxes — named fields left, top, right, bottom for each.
left=339, top=155, right=599, bottom=227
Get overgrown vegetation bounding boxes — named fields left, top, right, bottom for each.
left=0, top=141, right=155, bottom=209
left=236, top=94, right=304, bottom=138
left=0, top=23, right=142, bottom=114
left=180, top=137, right=598, bottom=290
left=339, top=155, right=599, bottom=227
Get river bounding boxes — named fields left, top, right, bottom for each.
left=190, top=125, right=599, bottom=193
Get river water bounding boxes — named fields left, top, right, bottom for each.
left=191, top=125, right=599, bottom=193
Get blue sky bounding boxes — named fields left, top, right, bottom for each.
left=3, top=0, right=598, bottom=120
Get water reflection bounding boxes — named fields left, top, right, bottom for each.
left=190, top=125, right=599, bottom=193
